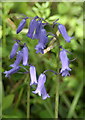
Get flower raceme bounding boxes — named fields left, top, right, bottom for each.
left=4, top=41, right=29, bottom=78
left=4, top=16, right=75, bottom=100
left=59, top=49, right=71, bottom=77
left=10, top=41, right=29, bottom=67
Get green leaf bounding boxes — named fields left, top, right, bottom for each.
left=32, top=7, right=41, bottom=17
left=35, top=3, right=41, bottom=9
left=67, top=82, right=83, bottom=118
left=3, top=107, right=26, bottom=118
left=48, top=15, right=60, bottom=21
left=58, top=3, right=71, bottom=14
left=2, top=94, right=14, bottom=111
left=42, top=2, right=50, bottom=8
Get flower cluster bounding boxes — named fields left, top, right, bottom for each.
left=4, top=16, right=74, bottom=99
left=30, top=66, right=50, bottom=99
left=4, top=40, right=29, bottom=77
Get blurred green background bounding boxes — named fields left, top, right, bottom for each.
left=0, top=2, right=84, bottom=119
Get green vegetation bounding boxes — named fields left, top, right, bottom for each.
left=1, top=2, right=84, bottom=119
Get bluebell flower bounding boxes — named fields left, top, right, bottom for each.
left=61, top=69, right=70, bottom=77
left=41, top=86, right=50, bottom=100
left=59, top=49, right=71, bottom=77
left=35, top=43, right=45, bottom=54
left=33, top=20, right=42, bottom=39
left=22, top=45, right=29, bottom=66
left=33, top=73, right=50, bottom=99
left=58, top=24, right=73, bottom=42
left=27, top=19, right=37, bottom=39
left=39, top=28, right=48, bottom=44
left=16, top=18, right=26, bottom=34
left=4, top=66, right=20, bottom=77
left=10, top=51, right=23, bottom=67
left=29, top=66, right=37, bottom=86
left=10, top=42, right=19, bottom=59
left=35, top=28, right=48, bottom=54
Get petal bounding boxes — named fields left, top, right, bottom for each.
left=22, top=45, right=29, bottom=66
left=4, top=66, right=20, bottom=77
left=61, top=70, right=70, bottom=77
left=58, top=24, right=73, bottom=42
left=16, top=19, right=26, bottom=34
left=37, top=73, right=46, bottom=86
left=32, top=73, right=46, bottom=97
left=39, top=29, right=48, bottom=44
left=29, top=66, right=37, bottom=86
left=10, top=42, right=19, bottom=59
left=10, top=51, right=23, bottom=67
left=27, top=19, right=37, bottom=39
left=59, top=49, right=71, bottom=71
left=34, top=28, right=48, bottom=54
left=33, top=20, right=42, bottom=39
left=35, top=43, right=45, bottom=54
left=41, top=86, right=50, bottom=100
left=32, top=89, right=42, bottom=96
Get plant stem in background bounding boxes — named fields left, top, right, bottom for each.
left=15, top=88, right=24, bottom=108
left=2, top=3, right=6, bottom=47
left=55, top=36, right=60, bottom=118
left=67, top=81, right=83, bottom=118
left=27, top=74, right=30, bottom=118
left=61, top=93, right=78, bottom=118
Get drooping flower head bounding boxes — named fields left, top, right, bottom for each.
left=16, top=18, right=27, bottom=34
left=33, top=73, right=50, bottom=99
left=4, top=66, right=20, bottom=78
left=39, top=28, right=48, bottom=44
left=10, top=50, right=23, bottom=67
left=58, top=24, right=73, bottom=42
left=10, top=42, right=19, bottom=59
left=29, top=65, right=37, bottom=86
left=33, top=20, right=42, bottom=39
left=35, top=28, right=48, bottom=54
left=59, top=49, right=71, bottom=77
left=27, top=16, right=38, bottom=39
left=22, top=44, right=29, bottom=66
left=35, top=42, right=45, bottom=54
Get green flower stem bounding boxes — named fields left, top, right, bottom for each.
left=55, top=35, right=60, bottom=118
left=27, top=74, right=30, bottom=118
